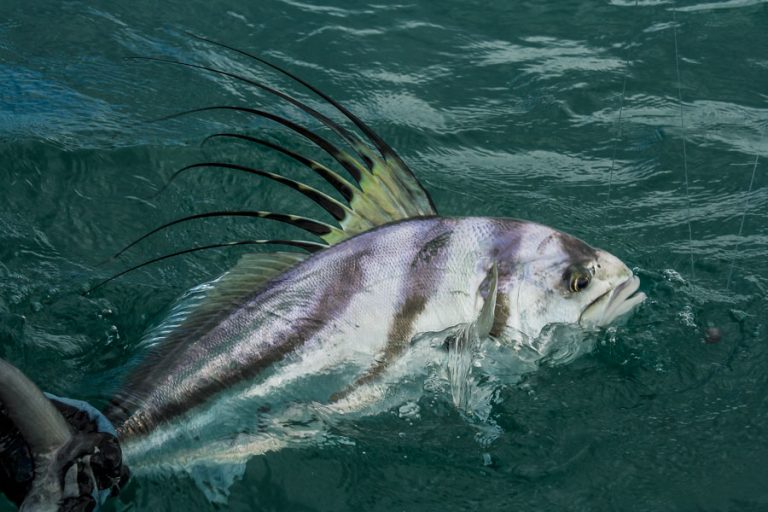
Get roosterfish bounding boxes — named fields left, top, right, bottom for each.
left=0, top=36, right=645, bottom=511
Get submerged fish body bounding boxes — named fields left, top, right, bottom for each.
left=111, top=216, right=644, bottom=476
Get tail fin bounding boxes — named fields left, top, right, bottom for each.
left=0, top=358, right=129, bottom=511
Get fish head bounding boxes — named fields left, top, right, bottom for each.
left=494, top=223, right=646, bottom=342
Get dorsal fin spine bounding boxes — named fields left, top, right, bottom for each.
left=166, top=162, right=353, bottom=222
left=157, top=106, right=372, bottom=185
left=202, top=133, right=358, bottom=202
left=85, top=240, right=323, bottom=295
left=203, top=133, right=394, bottom=227
left=131, top=55, right=375, bottom=169
left=110, top=210, right=343, bottom=261
left=185, top=34, right=437, bottom=213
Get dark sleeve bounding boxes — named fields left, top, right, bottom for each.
left=0, top=401, right=34, bottom=507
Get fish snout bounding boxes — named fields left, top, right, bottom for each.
left=581, top=250, right=646, bottom=327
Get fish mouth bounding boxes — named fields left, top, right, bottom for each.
left=581, top=274, right=646, bottom=327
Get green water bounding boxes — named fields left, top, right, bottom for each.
left=1, top=0, right=767, bottom=510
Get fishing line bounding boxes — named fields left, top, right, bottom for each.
left=606, top=0, right=639, bottom=219
left=725, top=154, right=760, bottom=291
left=605, top=63, right=628, bottom=217
left=672, top=8, right=696, bottom=282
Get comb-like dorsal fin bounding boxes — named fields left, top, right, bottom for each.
left=186, top=33, right=438, bottom=215
left=104, top=42, right=440, bottom=290
left=133, top=37, right=438, bottom=249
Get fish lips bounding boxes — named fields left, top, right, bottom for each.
left=580, top=274, right=646, bottom=327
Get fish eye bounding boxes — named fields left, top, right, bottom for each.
left=566, top=266, right=591, bottom=293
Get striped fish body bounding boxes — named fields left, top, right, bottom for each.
left=113, top=210, right=642, bottom=472
left=97, top=40, right=646, bottom=453
left=114, top=216, right=506, bottom=440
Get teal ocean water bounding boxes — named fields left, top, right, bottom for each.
left=1, top=0, right=767, bottom=510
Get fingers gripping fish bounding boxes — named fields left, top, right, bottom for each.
left=0, top=35, right=645, bottom=510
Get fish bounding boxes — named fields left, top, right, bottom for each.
left=0, top=35, right=646, bottom=510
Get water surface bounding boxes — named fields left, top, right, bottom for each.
left=1, top=0, right=767, bottom=510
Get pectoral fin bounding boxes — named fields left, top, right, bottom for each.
left=476, top=262, right=498, bottom=337
left=447, top=263, right=498, bottom=411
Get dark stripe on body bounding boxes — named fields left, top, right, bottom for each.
left=489, top=293, right=510, bottom=338
left=540, top=231, right=597, bottom=265
left=117, top=251, right=368, bottom=438
left=331, top=229, right=453, bottom=401
left=485, top=218, right=528, bottom=338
